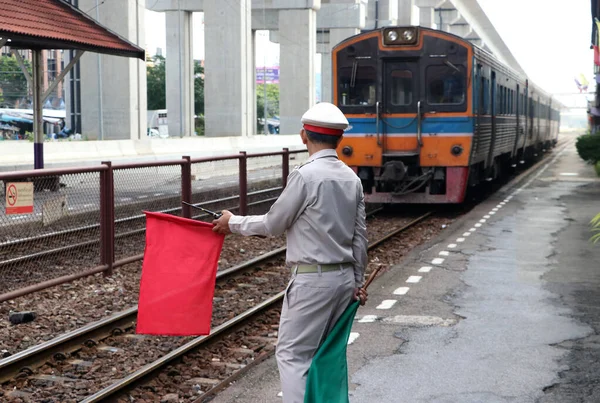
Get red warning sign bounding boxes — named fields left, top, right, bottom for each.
left=6, top=182, right=34, bottom=214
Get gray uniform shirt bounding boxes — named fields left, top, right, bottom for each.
left=228, top=148, right=368, bottom=287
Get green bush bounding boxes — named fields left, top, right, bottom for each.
left=194, top=115, right=205, bottom=136
left=591, top=213, right=600, bottom=244
left=596, top=161, right=600, bottom=177
left=576, top=133, right=600, bottom=164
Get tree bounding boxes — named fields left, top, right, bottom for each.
left=194, top=61, right=204, bottom=115
left=257, top=84, right=279, bottom=133
left=0, top=55, right=31, bottom=108
left=146, top=56, right=205, bottom=116
left=146, top=55, right=166, bottom=110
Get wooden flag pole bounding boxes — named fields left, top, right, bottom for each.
left=361, top=266, right=383, bottom=291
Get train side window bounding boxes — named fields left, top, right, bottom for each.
left=426, top=65, right=465, bottom=105
left=390, top=70, right=413, bottom=106
left=338, top=65, right=377, bottom=107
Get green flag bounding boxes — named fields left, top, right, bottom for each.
left=304, top=300, right=360, bottom=403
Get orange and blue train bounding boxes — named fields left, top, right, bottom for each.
left=333, top=26, right=560, bottom=203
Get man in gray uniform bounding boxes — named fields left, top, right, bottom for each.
left=212, top=102, right=368, bottom=403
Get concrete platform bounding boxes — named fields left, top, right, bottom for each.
left=211, top=132, right=600, bottom=403
left=0, top=135, right=304, bottom=172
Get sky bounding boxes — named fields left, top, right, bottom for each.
left=144, top=0, right=593, bottom=96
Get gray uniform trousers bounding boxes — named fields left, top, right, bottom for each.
left=276, top=265, right=356, bottom=403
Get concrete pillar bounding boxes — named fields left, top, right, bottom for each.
left=321, top=28, right=359, bottom=103
left=279, top=9, right=316, bottom=134
left=166, top=10, right=194, bottom=137
left=398, top=0, right=414, bottom=25
left=204, top=1, right=254, bottom=137
left=79, top=0, right=147, bottom=140
left=419, top=7, right=436, bottom=28
left=251, top=30, right=257, bottom=135
left=366, top=0, right=398, bottom=29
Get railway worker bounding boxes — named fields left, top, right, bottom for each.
left=212, top=102, right=369, bottom=403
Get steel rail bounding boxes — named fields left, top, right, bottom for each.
left=0, top=186, right=283, bottom=248
left=0, top=195, right=282, bottom=270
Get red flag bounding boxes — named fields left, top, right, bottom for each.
left=136, top=211, right=224, bottom=336
left=595, top=46, right=600, bottom=67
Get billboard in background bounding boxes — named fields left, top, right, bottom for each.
left=257, top=67, right=279, bottom=84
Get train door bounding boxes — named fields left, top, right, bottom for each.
left=474, top=65, right=484, bottom=158
left=485, top=72, right=497, bottom=177
left=528, top=96, right=534, bottom=145
left=512, top=85, right=520, bottom=165
left=522, top=83, right=529, bottom=160
left=382, top=60, right=420, bottom=155
left=535, top=96, right=541, bottom=153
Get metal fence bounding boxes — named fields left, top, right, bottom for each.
left=0, top=148, right=308, bottom=302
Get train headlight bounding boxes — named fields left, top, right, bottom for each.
left=342, top=146, right=353, bottom=157
left=383, top=27, right=418, bottom=46
left=402, top=30, right=414, bottom=42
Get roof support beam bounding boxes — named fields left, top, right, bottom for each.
left=42, top=50, right=84, bottom=103
left=0, top=37, right=7, bottom=48
left=11, top=49, right=32, bottom=90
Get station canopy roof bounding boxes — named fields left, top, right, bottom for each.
left=0, top=0, right=145, bottom=59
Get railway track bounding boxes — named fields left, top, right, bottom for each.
left=0, top=211, right=434, bottom=402
left=0, top=186, right=284, bottom=297
left=1, top=186, right=281, bottom=261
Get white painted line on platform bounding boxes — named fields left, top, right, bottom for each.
left=496, top=204, right=503, bottom=208
left=348, top=332, right=360, bottom=345
left=506, top=195, right=513, bottom=200
left=490, top=211, right=496, bottom=215
left=492, top=208, right=499, bottom=212
left=432, top=258, right=445, bottom=265
left=406, top=276, right=422, bottom=283
left=277, top=392, right=283, bottom=398
left=358, top=315, right=378, bottom=323
left=469, top=228, right=477, bottom=232
left=447, top=244, right=457, bottom=249
left=457, top=238, right=465, bottom=242
left=393, top=287, right=410, bottom=295
left=560, top=172, right=579, bottom=176
left=439, top=251, right=449, bottom=256
left=463, top=232, right=471, bottom=237
left=419, top=266, right=433, bottom=273
left=377, top=300, right=397, bottom=310
left=381, top=315, right=458, bottom=327
left=479, top=219, right=486, bottom=223
left=475, top=223, right=482, bottom=228
left=484, top=215, right=491, bottom=219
